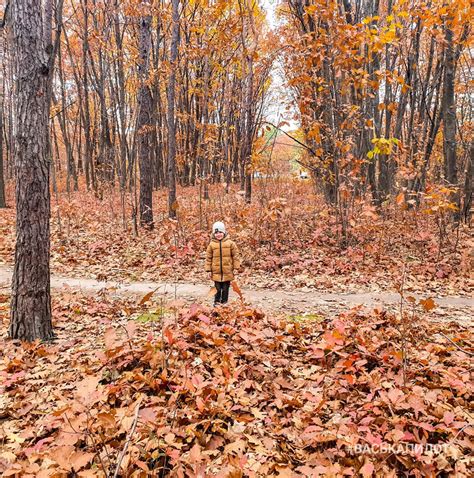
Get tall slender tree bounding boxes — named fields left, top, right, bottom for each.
left=0, top=96, right=6, bottom=208
left=137, top=0, right=154, bottom=228
left=442, top=16, right=457, bottom=187
left=0, top=4, right=8, bottom=208
left=167, top=0, right=179, bottom=218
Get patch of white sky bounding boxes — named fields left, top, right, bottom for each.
left=260, top=0, right=300, bottom=132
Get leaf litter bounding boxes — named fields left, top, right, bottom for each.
left=0, top=290, right=472, bottom=477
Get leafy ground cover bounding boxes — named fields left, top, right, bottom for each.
left=0, top=183, right=472, bottom=296
left=1, top=290, right=472, bottom=477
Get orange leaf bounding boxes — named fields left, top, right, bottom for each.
left=396, top=192, right=405, bottom=205
left=419, top=297, right=436, bottom=312
left=164, top=327, right=175, bottom=345
left=196, top=396, right=206, bottom=412
left=231, top=281, right=243, bottom=301
left=139, top=288, right=159, bottom=305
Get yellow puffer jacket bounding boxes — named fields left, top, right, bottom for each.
left=205, top=235, right=242, bottom=282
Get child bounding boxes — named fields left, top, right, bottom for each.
left=205, top=221, right=242, bottom=305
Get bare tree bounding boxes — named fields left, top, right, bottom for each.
left=167, top=0, right=179, bottom=218
left=442, top=18, right=457, bottom=185
left=137, top=0, right=154, bottom=228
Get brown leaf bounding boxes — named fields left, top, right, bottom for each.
left=139, top=407, right=157, bottom=423
left=70, top=452, right=95, bottom=472
left=231, top=281, right=243, bottom=301
left=76, top=375, right=100, bottom=405
left=189, top=443, right=202, bottom=462
left=139, top=288, right=158, bottom=305
left=104, top=327, right=118, bottom=350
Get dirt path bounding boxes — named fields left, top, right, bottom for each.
left=0, top=266, right=471, bottom=322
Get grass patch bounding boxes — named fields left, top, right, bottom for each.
left=135, top=312, right=165, bottom=323
left=288, top=312, right=324, bottom=323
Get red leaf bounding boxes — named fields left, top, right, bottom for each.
left=164, top=327, right=175, bottom=345
left=443, top=411, right=454, bottom=426
left=197, top=313, right=210, bottom=324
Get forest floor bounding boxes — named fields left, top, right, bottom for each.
left=0, top=183, right=473, bottom=476
left=1, top=283, right=472, bottom=477
left=0, top=182, right=472, bottom=297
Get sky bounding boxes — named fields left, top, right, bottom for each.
left=262, top=0, right=278, bottom=27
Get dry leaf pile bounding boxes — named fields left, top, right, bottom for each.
left=1, top=291, right=472, bottom=477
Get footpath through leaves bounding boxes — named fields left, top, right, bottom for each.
left=0, top=292, right=472, bottom=477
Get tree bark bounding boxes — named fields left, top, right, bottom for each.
left=442, top=16, right=460, bottom=222
left=9, top=0, right=54, bottom=341
left=137, top=0, right=154, bottom=228
left=167, top=0, right=179, bottom=218
left=442, top=19, right=457, bottom=187
left=0, top=97, right=6, bottom=207
left=461, top=142, right=472, bottom=223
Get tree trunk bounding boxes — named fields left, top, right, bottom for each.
left=442, top=16, right=459, bottom=222
left=81, top=0, right=95, bottom=191
left=9, top=0, right=54, bottom=341
left=442, top=20, right=457, bottom=187
left=57, top=44, right=78, bottom=192
left=244, top=55, right=254, bottom=204
left=461, top=143, right=472, bottom=223
left=0, top=102, right=6, bottom=208
left=137, top=0, right=154, bottom=228
left=167, top=0, right=179, bottom=218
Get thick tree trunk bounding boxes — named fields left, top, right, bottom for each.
left=167, top=0, right=179, bottom=218
left=137, top=0, right=154, bottom=228
left=9, top=0, right=53, bottom=341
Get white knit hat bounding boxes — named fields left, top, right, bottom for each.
left=212, top=221, right=226, bottom=234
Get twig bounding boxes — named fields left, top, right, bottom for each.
left=112, top=401, right=141, bottom=478
left=439, top=331, right=474, bottom=357
left=263, top=121, right=318, bottom=157
left=116, top=322, right=136, bottom=360
left=399, top=263, right=408, bottom=386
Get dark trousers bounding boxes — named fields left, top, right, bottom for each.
left=214, top=281, right=230, bottom=305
